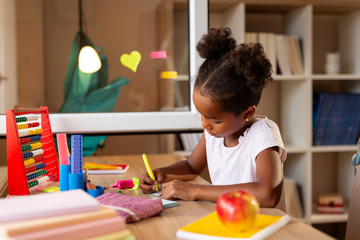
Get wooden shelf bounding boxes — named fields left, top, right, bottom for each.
left=208, top=1, right=360, bottom=230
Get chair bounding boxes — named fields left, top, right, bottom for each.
left=345, top=167, right=360, bottom=240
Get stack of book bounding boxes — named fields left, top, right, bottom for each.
left=245, top=32, right=304, bottom=76
left=316, top=193, right=344, bottom=214
left=0, top=189, right=134, bottom=240
left=313, top=92, right=360, bottom=146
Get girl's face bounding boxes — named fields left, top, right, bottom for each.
left=193, top=89, right=249, bottom=139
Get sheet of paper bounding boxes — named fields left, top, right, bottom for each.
left=150, top=192, right=177, bottom=208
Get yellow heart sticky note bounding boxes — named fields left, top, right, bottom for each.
left=120, top=50, right=141, bottom=72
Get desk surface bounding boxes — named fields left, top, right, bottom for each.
left=84, top=154, right=335, bottom=240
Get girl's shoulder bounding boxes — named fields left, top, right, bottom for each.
left=246, top=116, right=282, bottom=140
left=251, top=115, right=279, bottom=130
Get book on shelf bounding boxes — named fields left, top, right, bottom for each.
left=313, top=93, right=335, bottom=145
left=286, top=35, right=304, bottom=75
left=283, top=177, right=303, bottom=218
left=312, top=93, right=325, bottom=140
left=316, top=193, right=344, bottom=214
left=345, top=94, right=360, bottom=144
left=275, top=35, right=292, bottom=75
left=244, top=32, right=257, bottom=44
left=324, top=93, right=348, bottom=145
left=274, top=34, right=304, bottom=75
left=244, top=32, right=303, bottom=76
left=313, top=93, right=360, bottom=145
left=258, top=32, right=277, bottom=74
left=176, top=211, right=291, bottom=240
left=317, top=193, right=344, bottom=205
left=317, top=205, right=344, bottom=214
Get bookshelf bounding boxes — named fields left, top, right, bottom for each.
left=205, top=0, right=360, bottom=235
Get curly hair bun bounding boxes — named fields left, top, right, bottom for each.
left=231, top=43, right=272, bottom=89
left=196, top=27, right=237, bottom=59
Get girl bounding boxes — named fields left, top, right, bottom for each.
left=140, top=27, right=287, bottom=209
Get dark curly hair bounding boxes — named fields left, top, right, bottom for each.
left=195, top=27, right=273, bottom=116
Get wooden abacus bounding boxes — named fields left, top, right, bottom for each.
left=6, top=106, right=60, bottom=195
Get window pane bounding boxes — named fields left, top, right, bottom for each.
left=16, top=0, right=189, bottom=113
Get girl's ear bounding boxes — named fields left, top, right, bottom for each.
left=244, top=105, right=256, bottom=120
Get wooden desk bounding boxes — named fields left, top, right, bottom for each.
left=84, top=154, right=335, bottom=240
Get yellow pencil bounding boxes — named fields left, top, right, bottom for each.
left=142, top=153, right=158, bottom=191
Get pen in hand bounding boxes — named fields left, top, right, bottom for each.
left=142, top=153, right=158, bottom=191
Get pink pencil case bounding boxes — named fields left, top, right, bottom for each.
left=96, top=191, right=163, bottom=223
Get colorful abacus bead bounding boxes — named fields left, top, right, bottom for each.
left=31, top=142, right=42, bottom=149
left=17, top=123, right=28, bottom=130
left=21, top=145, right=32, bottom=152
left=25, top=166, right=36, bottom=173
left=27, top=173, right=37, bottom=181
left=22, top=142, right=42, bottom=152
left=16, top=116, right=26, bottom=123
left=36, top=163, right=46, bottom=170
left=38, top=175, right=49, bottom=184
left=30, top=135, right=41, bottom=142
left=28, top=180, right=38, bottom=188
left=24, top=158, right=35, bottom=166
left=20, top=138, right=31, bottom=145
left=27, top=122, right=40, bottom=128
left=34, top=156, right=44, bottom=163
left=23, top=152, right=33, bottom=159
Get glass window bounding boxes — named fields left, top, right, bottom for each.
left=18, top=0, right=189, bottom=113
left=0, top=0, right=208, bottom=134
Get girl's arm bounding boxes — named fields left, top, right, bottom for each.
left=139, top=133, right=208, bottom=192
left=161, top=147, right=284, bottom=208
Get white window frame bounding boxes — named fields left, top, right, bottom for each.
left=0, top=0, right=208, bottom=135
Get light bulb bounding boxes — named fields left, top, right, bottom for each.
left=78, top=46, right=101, bottom=73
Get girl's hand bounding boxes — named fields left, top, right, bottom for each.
left=139, top=169, right=165, bottom=193
left=160, top=179, right=197, bottom=201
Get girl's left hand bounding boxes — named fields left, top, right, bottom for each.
left=160, top=179, right=197, bottom=201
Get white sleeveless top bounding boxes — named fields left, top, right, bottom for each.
left=205, top=117, right=287, bottom=185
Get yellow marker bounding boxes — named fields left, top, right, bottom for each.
left=142, top=153, right=158, bottom=191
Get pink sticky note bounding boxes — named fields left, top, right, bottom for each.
left=151, top=51, right=166, bottom=59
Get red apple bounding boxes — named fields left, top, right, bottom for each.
left=216, top=190, right=259, bottom=232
